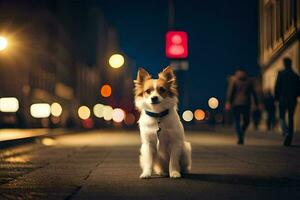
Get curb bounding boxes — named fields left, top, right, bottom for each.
left=0, top=129, right=77, bottom=149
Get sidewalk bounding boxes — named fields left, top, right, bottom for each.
left=1, top=130, right=300, bottom=200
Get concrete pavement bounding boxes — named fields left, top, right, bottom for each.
left=0, top=130, right=300, bottom=199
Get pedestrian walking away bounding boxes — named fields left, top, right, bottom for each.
left=226, top=68, right=258, bottom=145
left=263, top=90, right=276, bottom=131
left=275, top=57, right=300, bottom=146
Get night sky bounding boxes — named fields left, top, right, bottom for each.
left=97, top=0, right=258, bottom=110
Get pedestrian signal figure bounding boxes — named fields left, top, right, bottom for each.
left=275, top=57, right=300, bottom=146
left=226, top=68, right=258, bottom=145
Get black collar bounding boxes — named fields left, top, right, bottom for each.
left=145, top=109, right=169, bottom=118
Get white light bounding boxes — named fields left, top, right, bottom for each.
left=0, top=36, right=8, bottom=51
left=112, top=108, right=125, bottom=123
left=0, top=97, right=19, bottom=112
left=208, top=97, right=219, bottom=109
left=109, top=54, right=125, bottom=68
left=30, top=103, right=51, bottom=118
left=93, top=104, right=105, bottom=118
left=103, top=106, right=113, bottom=121
left=182, top=110, right=193, bottom=122
left=50, top=102, right=62, bottom=117
left=78, top=106, right=90, bottom=120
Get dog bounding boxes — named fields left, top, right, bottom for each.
left=134, top=66, right=192, bottom=179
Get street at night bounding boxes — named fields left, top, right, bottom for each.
left=1, top=130, right=300, bottom=199
left=1, top=0, right=300, bottom=199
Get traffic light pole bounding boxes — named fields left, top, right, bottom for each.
left=167, top=0, right=189, bottom=114
left=168, top=0, right=175, bottom=29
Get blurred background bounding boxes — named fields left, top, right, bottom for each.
left=0, top=0, right=299, bottom=132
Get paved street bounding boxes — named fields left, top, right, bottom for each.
left=1, top=129, right=300, bottom=200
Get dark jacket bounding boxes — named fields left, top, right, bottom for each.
left=227, top=71, right=258, bottom=107
left=275, top=67, right=300, bottom=105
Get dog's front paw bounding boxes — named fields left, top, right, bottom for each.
left=170, top=171, right=181, bottom=178
left=140, top=172, right=151, bottom=179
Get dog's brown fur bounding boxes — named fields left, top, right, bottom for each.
left=134, top=66, right=177, bottom=98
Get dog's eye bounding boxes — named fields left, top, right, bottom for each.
left=159, top=87, right=166, bottom=93
left=145, top=89, right=151, bottom=94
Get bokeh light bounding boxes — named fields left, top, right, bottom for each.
left=124, top=113, right=135, bottom=126
left=0, top=97, right=19, bottom=112
left=100, top=84, right=112, bottom=97
left=82, top=118, right=94, bottom=129
left=109, top=54, right=124, bottom=68
left=93, top=104, right=105, bottom=118
left=78, top=106, right=90, bottom=120
left=182, top=110, right=193, bottom=122
left=112, top=108, right=125, bottom=123
left=194, top=109, right=205, bottom=121
left=41, top=137, right=57, bottom=146
left=30, top=103, right=51, bottom=118
left=103, top=105, right=113, bottom=121
left=208, top=97, right=219, bottom=109
left=0, top=36, right=8, bottom=51
left=50, top=102, right=62, bottom=117
left=51, top=116, right=60, bottom=124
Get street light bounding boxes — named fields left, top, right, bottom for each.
left=208, top=97, right=219, bottom=109
left=30, top=103, right=51, bottom=118
left=109, top=54, right=124, bottom=68
left=100, top=84, right=112, bottom=97
left=182, top=110, right=193, bottom=122
left=50, top=102, right=63, bottom=117
left=194, top=109, right=205, bottom=121
left=78, top=106, right=90, bottom=120
left=0, top=36, right=8, bottom=51
left=0, top=97, right=19, bottom=112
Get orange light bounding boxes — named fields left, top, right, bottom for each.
left=100, top=84, right=112, bottom=97
left=194, top=109, right=205, bottom=121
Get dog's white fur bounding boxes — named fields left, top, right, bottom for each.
left=135, top=67, right=192, bottom=179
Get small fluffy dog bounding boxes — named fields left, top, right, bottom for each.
left=134, top=66, right=191, bottom=178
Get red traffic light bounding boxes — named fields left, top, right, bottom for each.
left=165, top=31, right=188, bottom=59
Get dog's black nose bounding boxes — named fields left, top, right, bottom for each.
left=151, top=96, right=159, bottom=104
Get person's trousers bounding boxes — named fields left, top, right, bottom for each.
left=279, top=102, right=296, bottom=144
left=266, top=110, right=275, bottom=130
left=233, top=105, right=250, bottom=141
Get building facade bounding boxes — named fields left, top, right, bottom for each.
left=258, top=0, right=300, bottom=130
left=0, top=0, right=133, bottom=128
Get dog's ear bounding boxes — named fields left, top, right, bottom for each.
left=134, top=68, right=151, bottom=84
left=159, top=66, right=176, bottom=84
left=159, top=66, right=178, bottom=96
left=134, top=68, right=151, bottom=96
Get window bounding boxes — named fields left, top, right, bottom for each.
left=266, top=3, right=275, bottom=48
left=283, top=0, right=296, bottom=32
left=275, top=0, right=282, bottom=41
left=297, top=0, right=300, bottom=26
